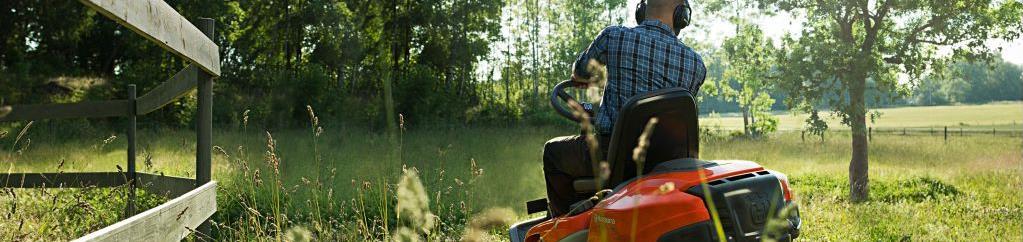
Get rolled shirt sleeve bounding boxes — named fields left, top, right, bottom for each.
left=572, top=28, right=614, bottom=80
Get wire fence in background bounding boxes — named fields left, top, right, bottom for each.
left=703, top=126, right=1023, bottom=142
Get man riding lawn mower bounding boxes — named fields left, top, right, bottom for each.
left=508, top=0, right=801, bottom=241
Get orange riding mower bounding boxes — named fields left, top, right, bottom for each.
left=509, top=81, right=801, bottom=242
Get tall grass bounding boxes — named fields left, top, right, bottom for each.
left=0, top=114, right=1019, bottom=240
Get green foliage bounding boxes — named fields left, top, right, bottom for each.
left=0, top=0, right=507, bottom=128
left=912, top=58, right=1023, bottom=105
left=750, top=0, right=1023, bottom=201
left=763, top=0, right=1023, bottom=130
left=709, top=23, right=780, bottom=136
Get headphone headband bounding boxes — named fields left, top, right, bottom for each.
left=635, top=0, right=692, bottom=34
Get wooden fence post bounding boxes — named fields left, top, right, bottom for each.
left=944, top=126, right=948, bottom=142
left=126, top=84, right=137, bottom=217
left=195, top=17, right=215, bottom=236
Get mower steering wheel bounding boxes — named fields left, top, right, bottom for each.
left=551, top=80, right=587, bottom=123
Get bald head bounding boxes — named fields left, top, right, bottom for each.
left=645, top=0, right=682, bottom=15
left=640, top=0, right=688, bottom=34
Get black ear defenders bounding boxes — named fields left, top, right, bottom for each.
left=635, top=0, right=692, bottom=34
left=635, top=0, right=647, bottom=23
left=674, top=0, right=692, bottom=33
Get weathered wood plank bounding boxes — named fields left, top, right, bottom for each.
left=77, top=0, right=221, bottom=76
left=0, top=100, right=130, bottom=122
left=75, top=182, right=218, bottom=242
left=0, top=172, right=126, bottom=188
left=137, top=173, right=195, bottom=198
left=137, top=65, right=198, bottom=115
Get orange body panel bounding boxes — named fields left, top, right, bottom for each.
left=525, top=160, right=767, bottom=242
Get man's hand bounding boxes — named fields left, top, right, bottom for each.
left=569, top=74, right=591, bottom=88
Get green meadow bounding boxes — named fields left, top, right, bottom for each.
left=1, top=103, right=1020, bottom=241
left=702, top=101, right=1023, bottom=131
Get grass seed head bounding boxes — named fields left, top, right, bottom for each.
left=633, top=118, right=659, bottom=165
left=284, top=226, right=314, bottom=242
left=242, top=109, right=250, bottom=128
left=264, top=131, right=281, bottom=175
left=0, top=106, right=10, bottom=118
left=598, top=161, right=610, bottom=183
left=395, top=167, right=436, bottom=236
left=470, top=158, right=483, bottom=178
left=657, top=182, right=676, bottom=195
left=391, top=227, right=422, bottom=242
left=399, top=113, right=406, bottom=131
left=584, top=58, right=609, bottom=100
left=306, top=105, right=319, bottom=128
left=466, top=207, right=515, bottom=231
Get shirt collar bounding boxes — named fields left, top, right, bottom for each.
left=640, top=19, right=677, bottom=37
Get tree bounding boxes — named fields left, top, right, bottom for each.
left=762, top=0, right=1023, bottom=202
left=714, top=23, right=780, bottom=136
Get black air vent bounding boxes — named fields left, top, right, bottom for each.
left=727, top=173, right=756, bottom=181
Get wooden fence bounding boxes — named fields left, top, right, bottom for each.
left=0, top=0, right=220, bottom=241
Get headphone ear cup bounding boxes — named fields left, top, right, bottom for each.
left=673, top=4, right=691, bottom=31
left=635, top=2, right=646, bottom=24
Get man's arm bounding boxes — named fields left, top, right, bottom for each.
left=570, top=28, right=614, bottom=85
left=691, top=54, right=707, bottom=95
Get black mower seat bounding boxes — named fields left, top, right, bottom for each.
left=574, top=87, right=700, bottom=193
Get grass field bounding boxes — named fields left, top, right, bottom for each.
left=702, top=101, right=1023, bottom=131
left=1, top=103, right=1021, bottom=241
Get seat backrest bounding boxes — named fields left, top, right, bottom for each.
left=603, top=87, right=699, bottom=189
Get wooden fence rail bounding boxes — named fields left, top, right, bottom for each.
left=77, top=0, right=220, bottom=76
left=0, top=100, right=131, bottom=122
left=1, top=1, right=219, bottom=241
left=137, top=65, right=201, bottom=115
left=73, top=182, right=218, bottom=242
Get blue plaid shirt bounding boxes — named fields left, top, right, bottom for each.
left=573, top=20, right=707, bottom=135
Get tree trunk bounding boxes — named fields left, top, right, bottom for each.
left=849, top=77, right=870, bottom=203
left=742, top=105, right=750, bottom=136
